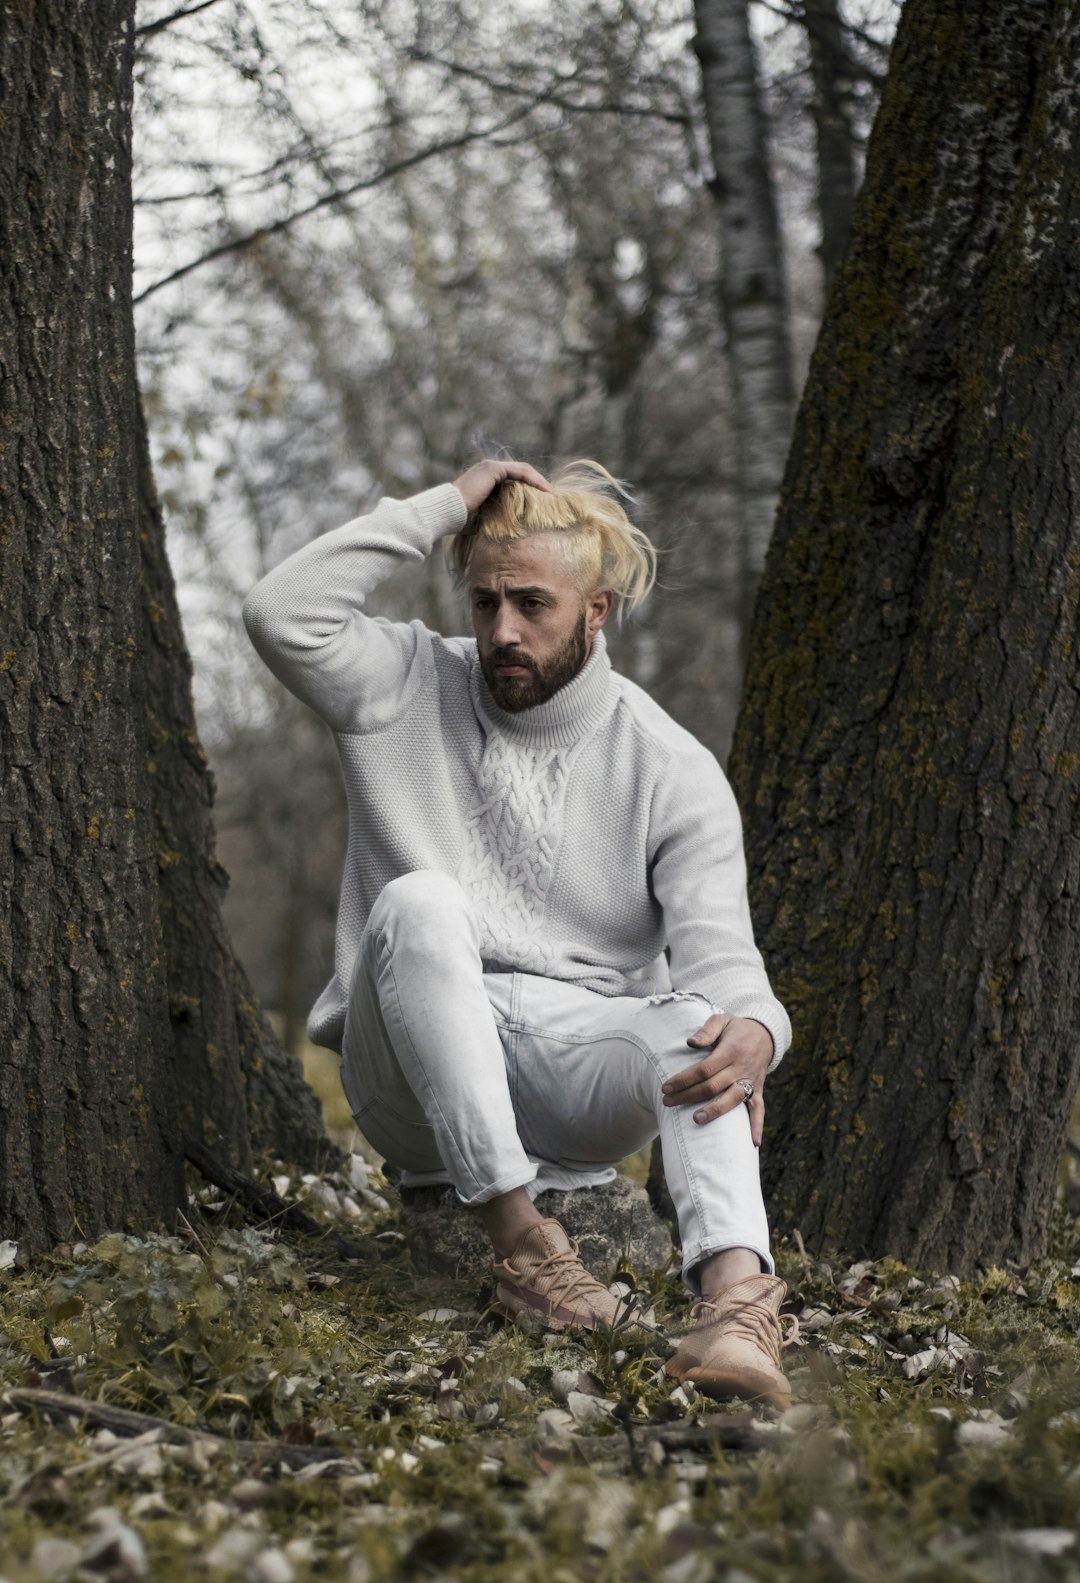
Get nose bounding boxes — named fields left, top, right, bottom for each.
left=491, top=599, right=522, bottom=649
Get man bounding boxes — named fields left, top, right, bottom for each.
left=243, top=456, right=795, bottom=1408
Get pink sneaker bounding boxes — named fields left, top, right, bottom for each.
left=665, top=1274, right=797, bottom=1409
left=491, top=1219, right=651, bottom=1337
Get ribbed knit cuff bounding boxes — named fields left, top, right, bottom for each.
left=407, top=483, right=469, bottom=545
left=734, top=1000, right=792, bottom=1074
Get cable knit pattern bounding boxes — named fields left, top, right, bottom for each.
left=458, top=733, right=575, bottom=974
left=242, top=485, right=791, bottom=1066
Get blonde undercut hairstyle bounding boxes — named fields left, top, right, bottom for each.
left=446, top=459, right=658, bottom=619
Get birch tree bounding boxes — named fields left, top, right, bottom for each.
left=693, top=0, right=795, bottom=632
left=802, top=0, right=861, bottom=288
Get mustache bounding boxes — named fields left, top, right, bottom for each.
left=490, top=647, right=535, bottom=670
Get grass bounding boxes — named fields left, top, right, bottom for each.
left=1, top=1068, right=1078, bottom=1582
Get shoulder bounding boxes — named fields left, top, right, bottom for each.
left=430, top=627, right=476, bottom=672
left=611, top=673, right=720, bottom=774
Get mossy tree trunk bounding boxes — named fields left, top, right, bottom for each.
left=0, top=0, right=328, bottom=1252
left=730, top=0, right=1080, bottom=1272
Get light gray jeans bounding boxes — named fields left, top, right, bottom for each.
left=340, top=871, right=773, bottom=1289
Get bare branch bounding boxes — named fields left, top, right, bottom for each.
left=135, top=0, right=230, bottom=40
left=133, top=104, right=538, bottom=304
left=752, top=0, right=890, bottom=77
left=408, top=47, right=691, bottom=125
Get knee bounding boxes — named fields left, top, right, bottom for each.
left=369, top=870, right=473, bottom=946
left=634, top=993, right=716, bottom=1068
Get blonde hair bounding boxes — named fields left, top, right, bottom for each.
left=446, top=459, right=657, bottom=619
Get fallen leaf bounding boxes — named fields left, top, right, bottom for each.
left=1006, top=1529, right=1076, bottom=1558
left=957, top=1417, right=1013, bottom=1447
left=551, top=1368, right=604, bottom=1403
left=30, top=1538, right=81, bottom=1582
left=566, top=1391, right=617, bottom=1427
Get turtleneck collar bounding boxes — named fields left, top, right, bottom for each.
left=471, top=628, right=618, bottom=747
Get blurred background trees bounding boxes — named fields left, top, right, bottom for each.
left=132, top=0, right=896, bottom=1051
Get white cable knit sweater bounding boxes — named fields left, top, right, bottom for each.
left=242, top=484, right=791, bottom=1066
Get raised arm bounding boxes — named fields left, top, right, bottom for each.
left=242, top=461, right=550, bottom=733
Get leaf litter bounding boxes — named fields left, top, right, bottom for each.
left=0, top=1154, right=1079, bottom=1581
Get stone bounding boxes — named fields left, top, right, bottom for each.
left=398, top=1172, right=674, bottom=1281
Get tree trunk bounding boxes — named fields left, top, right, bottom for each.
left=135, top=409, right=330, bottom=1170
left=802, top=0, right=859, bottom=291
left=0, top=0, right=182, bottom=1242
left=693, top=0, right=795, bottom=634
left=729, top=0, right=1080, bottom=1273
left=0, top=1, right=329, bottom=1251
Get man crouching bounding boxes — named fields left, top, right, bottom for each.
left=243, top=457, right=795, bottom=1408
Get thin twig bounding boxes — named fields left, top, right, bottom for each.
left=407, top=48, right=690, bottom=125
left=176, top=1208, right=210, bottom=1257
left=68, top=1428, right=165, bottom=1477
left=134, top=104, right=538, bottom=303
left=135, top=0, right=230, bottom=40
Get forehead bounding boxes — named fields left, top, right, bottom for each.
left=468, top=533, right=574, bottom=591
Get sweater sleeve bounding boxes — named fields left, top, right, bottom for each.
left=648, top=748, right=791, bottom=1071
left=241, top=484, right=469, bottom=733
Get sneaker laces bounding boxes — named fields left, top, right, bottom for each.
left=519, top=1237, right=640, bottom=1325
left=690, top=1294, right=799, bottom=1363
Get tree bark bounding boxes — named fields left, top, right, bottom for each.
left=0, top=0, right=182, bottom=1242
left=135, top=408, right=330, bottom=1171
left=693, top=0, right=795, bottom=632
left=730, top=0, right=1080, bottom=1272
left=0, top=0, right=329, bottom=1251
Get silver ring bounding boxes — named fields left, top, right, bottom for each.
left=736, top=1080, right=754, bottom=1104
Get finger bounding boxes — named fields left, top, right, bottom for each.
left=664, top=1045, right=752, bottom=1103
left=661, top=1057, right=723, bottom=1099
left=692, top=1083, right=758, bottom=1128
left=686, top=1013, right=727, bottom=1048
left=500, top=461, right=553, bottom=492
left=664, top=1076, right=734, bottom=1108
left=749, top=1092, right=765, bottom=1148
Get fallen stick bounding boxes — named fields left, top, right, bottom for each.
left=8, top=1386, right=764, bottom=1478
left=5, top=1387, right=354, bottom=1472
left=480, top=1411, right=762, bottom=1463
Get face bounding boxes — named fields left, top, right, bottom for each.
left=469, top=535, right=612, bottom=712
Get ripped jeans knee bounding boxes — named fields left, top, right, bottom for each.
left=642, top=990, right=723, bottom=1017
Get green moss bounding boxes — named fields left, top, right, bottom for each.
left=2, top=1164, right=1080, bottom=1582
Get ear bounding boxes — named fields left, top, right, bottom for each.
left=585, top=588, right=614, bottom=638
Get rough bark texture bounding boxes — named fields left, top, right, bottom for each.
left=730, top=0, right=1080, bottom=1272
left=0, top=1, right=183, bottom=1242
left=803, top=0, right=858, bottom=290
left=0, top=1, right=329, bottom=1250
left=693, top=0, right=795, bottom=623
left=134, top=410, right=331, bottom=1171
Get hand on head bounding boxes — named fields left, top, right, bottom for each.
left=453, top=459, right=552, bottom=514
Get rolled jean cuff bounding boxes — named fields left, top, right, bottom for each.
left=454, top=1164, right=539, bottom=1208
left=680, top=1238, right=775, bottom=1294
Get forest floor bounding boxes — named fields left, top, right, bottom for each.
left=1, top=1053, right=1079, bottom=1583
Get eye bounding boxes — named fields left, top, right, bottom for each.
left=522, top=597, right=544, bottom=610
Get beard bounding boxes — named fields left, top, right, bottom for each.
left=480, top=617, right=589, bottom=713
